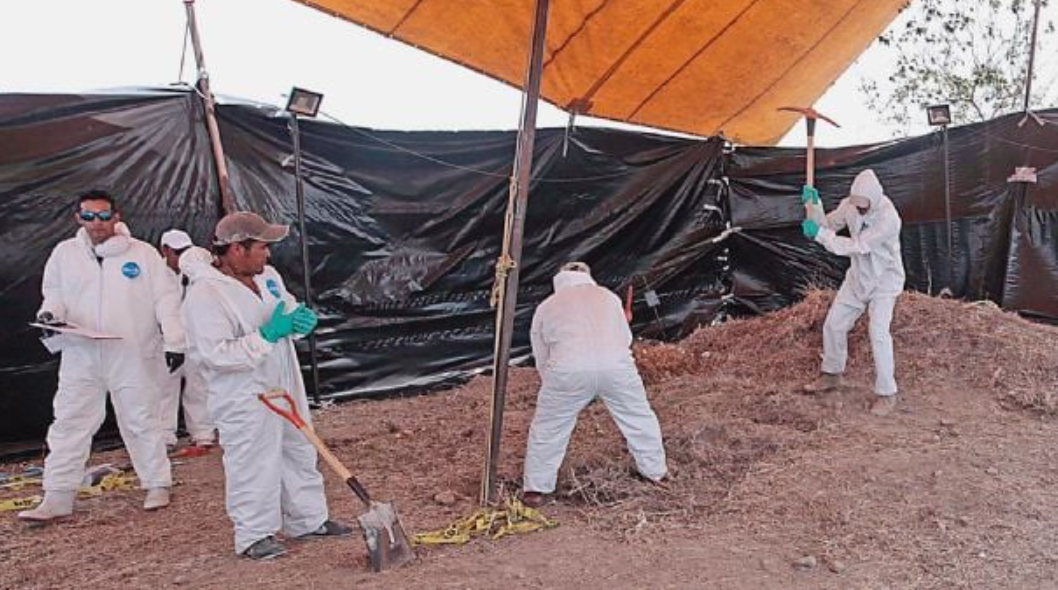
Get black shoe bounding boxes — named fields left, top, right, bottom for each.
left=299, top=520, right=353, bottom=539
left=242, top=536, right=287, bottom=560
left=521, top=491, right=549, bottom=508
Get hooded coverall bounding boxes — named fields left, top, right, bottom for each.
left=523, top=270, right=668, bottom=494
left=158, top=247, right=215, bottom=446
left=813, top=169, right=906, bottom=396
left=182, top=262, right=328, bottom=554
left=37, top=223, right=182, bottom=493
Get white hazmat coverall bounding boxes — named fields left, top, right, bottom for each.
left=37, top=223, right=182, bottom=492
left=813, top=169, right=906, bottom=396
left=158, top=247, right=215, bottom=446
left=523, top=270, right=667, bottom=493
left=182, top=261, right=328, bottom=554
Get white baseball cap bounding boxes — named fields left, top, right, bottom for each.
left=160, top=229, right=194, bottom=250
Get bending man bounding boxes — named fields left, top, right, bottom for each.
left=182, top=211, right=349, bottom=559
left=522, top=262, right=668, bottom=507
left=801, top=169, right=906, bottom=416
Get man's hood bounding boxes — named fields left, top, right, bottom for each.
left=849, top=169, right=886, bottom=209
left=80, top=221, right=132, bottom=258
left=178, top=246, right=217, bottom=283
left=553, top=269, right=596, bottom=292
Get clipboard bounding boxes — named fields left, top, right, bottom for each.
left=29, top=322, right=122, bottom=340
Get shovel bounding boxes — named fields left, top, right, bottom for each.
left=258, top=390, right=416, bottom=572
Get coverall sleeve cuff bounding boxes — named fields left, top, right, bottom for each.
left=814, top=226, right=834, bottom=245
left=247, top=331, right=276, bottom=356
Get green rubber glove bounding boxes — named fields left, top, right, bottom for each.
left=802, top=219, right=820, bottom=239
left=291, top=305, right=319, bottom=335
left=801, top=185, right=821, bottom=205
left=259, top=301, right=302, bottom=343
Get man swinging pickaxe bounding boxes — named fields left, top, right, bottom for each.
left=778, top=106, right=840, bottom=224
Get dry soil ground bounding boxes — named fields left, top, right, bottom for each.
left=3, top=291, right=1058, bottom=589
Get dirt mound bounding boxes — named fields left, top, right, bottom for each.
left=638, top=290, right=1058, bottom=414
left=4, top=290, right=1058, bottom=589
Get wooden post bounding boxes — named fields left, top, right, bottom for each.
left=184, top=0, right=235, bottom=214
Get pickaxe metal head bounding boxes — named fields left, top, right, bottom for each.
left=778, top=106, right=841, bottom=128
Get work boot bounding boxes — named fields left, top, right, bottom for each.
left=143, top=487, right=171, bottom=511
left=242, top=536, right=287, bottom=560
left=17, top=490, right=76, bottom=522
left=298, top=520, right=353, bottom=540
left=803, top=373, right=843, bottom=394
left=521, top=491, right=549, bottom=508
left=869, top=395, right=897, bottom=417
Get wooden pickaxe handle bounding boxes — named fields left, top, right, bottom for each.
left=778, top=106, right=840, bottom=189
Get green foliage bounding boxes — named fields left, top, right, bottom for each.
left=861, top=0, right=1053, bottom=127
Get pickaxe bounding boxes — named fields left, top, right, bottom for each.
left=778, top=106, right=840, bottom=189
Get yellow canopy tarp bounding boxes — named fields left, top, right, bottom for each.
left=294, top=0, right=904, bottom=145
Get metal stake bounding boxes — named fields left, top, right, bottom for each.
left=480, top=0, right=551, bottom=506
left=289, top=114, right=322, bottom=405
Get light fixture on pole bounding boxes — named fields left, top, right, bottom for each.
left=926, top=104, right=951, bottom=127
left=286, top=87, right=323, bottom=118
left=285, top=86, right=323, bottom=404
left=927, top=104, right=953, bottom=295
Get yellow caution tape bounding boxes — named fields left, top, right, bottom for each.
left=413, top=497, right=558, bottom=546
left=0, top=477, right=43, bottom=491
left=0, top=495, right=43, bottom=512
left=0, top=473, right=138, bottom=512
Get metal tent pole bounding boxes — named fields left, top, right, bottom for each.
left=1023, top=0, right=1042, bottom=114
left=1019, top=0, right=1045, bottom=127
left=943, top=124, right=953, bottom=291
left=288, top=114, right=322, bottom=405
left=183, top=0, right=235, bottom=214
left=480, top=0, right=550, bottom=506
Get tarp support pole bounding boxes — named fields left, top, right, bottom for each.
left=289, top=114, right=322, bottom=405
left=1022, top=0, right=1042, bottom=114
left=184, top=0, right=235, bottom=214
left=480, top=0, right=550, bottom=507
left=943, top=124, right=953, bottom=291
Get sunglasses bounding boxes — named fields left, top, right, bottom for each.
left=79, top=210, right=114, bottom=222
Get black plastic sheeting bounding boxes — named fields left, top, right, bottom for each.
left=727, top=111, right=1058, bottom=318
left=1, top=88, right=1056, bottom=446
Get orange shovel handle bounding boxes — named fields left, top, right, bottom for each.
left=258, top=389, right=307, bottom=429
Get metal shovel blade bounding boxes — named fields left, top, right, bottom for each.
left=358, top=501, right=416, bottom=572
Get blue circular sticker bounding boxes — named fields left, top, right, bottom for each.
left=121, top=262, right=141, bottom=278
left=265, top=278, right=281, bottom=298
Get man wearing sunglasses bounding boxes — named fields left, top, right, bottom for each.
left=19, top=190, right=185, bottom=522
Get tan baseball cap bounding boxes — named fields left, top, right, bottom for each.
left=213, top=211, right=289, bottom=245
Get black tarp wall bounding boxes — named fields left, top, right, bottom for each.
left=1, top=89, right=1055, bottom=445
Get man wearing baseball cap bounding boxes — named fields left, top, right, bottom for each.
left=182, top=211, right=349, bottom=559
left=157, top=229, right=217, bottom=450
left=799, top=169, right=906, bottom=416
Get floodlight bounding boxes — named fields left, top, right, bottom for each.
left=927, top=104, right=951, bottom=127
left=286, top=87, right=323, bottom=118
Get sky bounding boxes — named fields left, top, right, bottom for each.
left=1, top=0, right=1055, bottom=148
